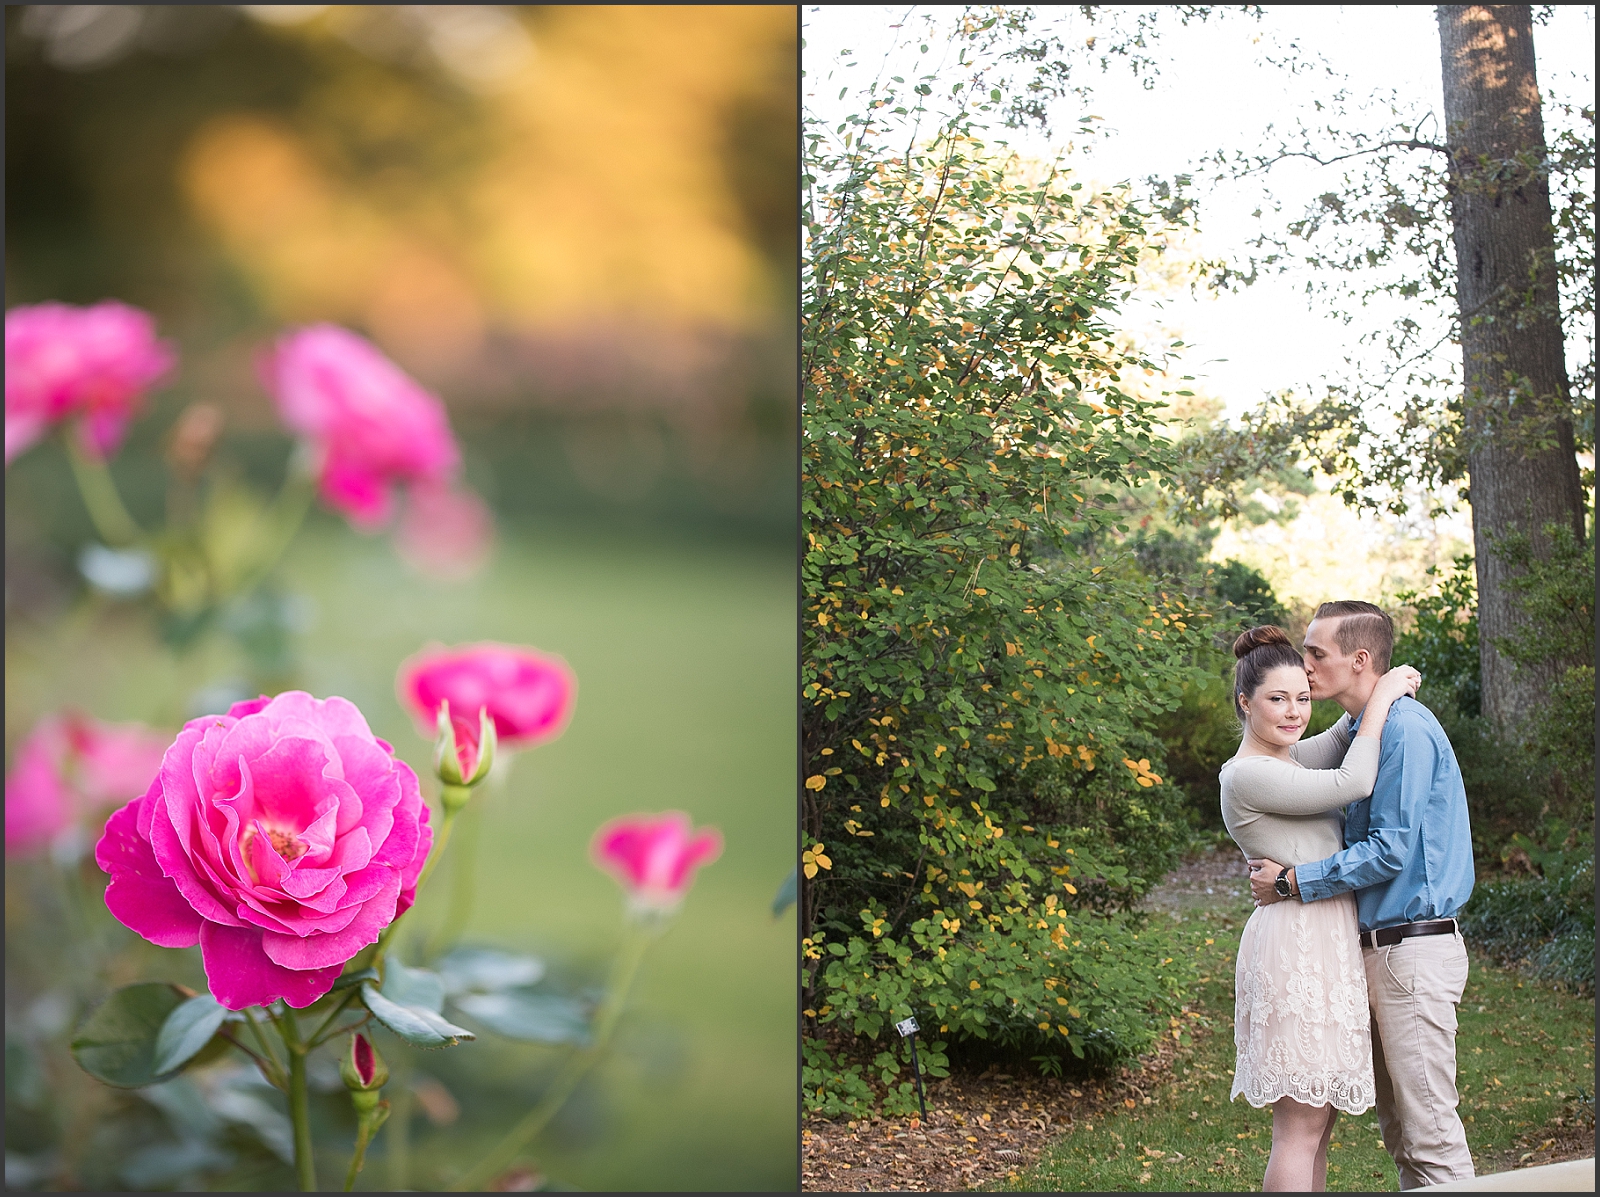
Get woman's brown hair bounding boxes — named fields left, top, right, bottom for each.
left=1232, top=625, right=1306, bottom=722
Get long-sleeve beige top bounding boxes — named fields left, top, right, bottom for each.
left=1219, top=717, right=1379, bottom=866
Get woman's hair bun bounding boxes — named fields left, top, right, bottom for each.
left=1233, top=624, right=1293, bottom=659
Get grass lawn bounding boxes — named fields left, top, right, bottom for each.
left=999, top=894, right=1595, bottom=1192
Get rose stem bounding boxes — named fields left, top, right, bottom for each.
left=277, top=1006, right=319, bottom=1191
left=371, top=785, right=469, bottom=969
left=65, top=437, right=142, bottom=547
left=448, top=926, right=654, bottom=1191
left=343, top=1115, right=377, bottom=1192
left=424, top=794, right=483, bottom=963
left=304, top=988, right=362, bottom=1049
left=242, top=1006, right=288, bottom=1087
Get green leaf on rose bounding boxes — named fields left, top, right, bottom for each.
left=151, top=993, right=236, bottom=1075
left=361, top=984, right=476, bottom=1048
left=361, top=962, right=474, bottom=1048
left=71, top=983, right=189, bottom=1087
left=382, top=959, right=448, bottom=1011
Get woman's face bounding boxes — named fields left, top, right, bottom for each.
left=1239, top=663, right=1312, bottom=748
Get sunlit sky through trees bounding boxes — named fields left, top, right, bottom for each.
left=805, top=4, right=1593, bottom=422
left=804, top=4, right=1595, bottom=608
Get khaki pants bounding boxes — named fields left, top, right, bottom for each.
left=1363, top=931, right=1475, bottom=1190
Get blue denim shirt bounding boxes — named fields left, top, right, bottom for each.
left=1295, top=695, right=1475, bottom=932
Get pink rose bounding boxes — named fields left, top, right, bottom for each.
left=592, top=812, right=722, bottom=910
left=5, top=713, right=170, bottom=857
left=94, top=693, right=433, bottom=1010
left=5, top=301, right=176, bottom=465
left=263, top=325, right=460, bottom=530
left=397, top=642, right=576, bottom=755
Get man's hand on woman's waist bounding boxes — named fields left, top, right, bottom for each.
left=1247, top=857, right=1297, bottom=906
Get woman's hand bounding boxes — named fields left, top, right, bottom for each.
left=1369, top=664, right=1422, bottom=707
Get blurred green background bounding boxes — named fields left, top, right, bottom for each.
left=6, top=5, right=796, bottom=1191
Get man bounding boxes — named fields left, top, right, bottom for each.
left=1247, top=599, right=1476, bottom=1190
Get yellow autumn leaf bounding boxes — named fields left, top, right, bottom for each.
left=805, top=775, right=826, bottom=791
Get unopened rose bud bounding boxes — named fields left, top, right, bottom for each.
left=342, top=1032, right=388, bottom=1095
left=433, top=700, right=496, bottom=800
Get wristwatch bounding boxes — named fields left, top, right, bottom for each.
left=1274, top=867, right=1293, bottom=899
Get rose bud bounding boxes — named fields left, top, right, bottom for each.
left=341, top=1032, right=389, bottom=1113
left=433, top=701, right=497, bottom=801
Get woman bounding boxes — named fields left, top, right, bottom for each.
left=1220, top=625, right=1420, bottom=1192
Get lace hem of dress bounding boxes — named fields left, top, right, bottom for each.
left=1231, top=1068, right=1373, bottom=1116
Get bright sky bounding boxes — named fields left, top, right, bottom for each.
left=803, top=4, right=1595, bottom=424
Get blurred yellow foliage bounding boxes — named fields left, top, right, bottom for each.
left=180, top=6, right=793, bottom=374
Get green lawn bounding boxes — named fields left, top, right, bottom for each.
left=5, top=519, right=798, bottom=1192
left=999, top=895, right=1595, bottom=1192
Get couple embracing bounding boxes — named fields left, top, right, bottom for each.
left=1221, top=600, right=1476, bottom=1192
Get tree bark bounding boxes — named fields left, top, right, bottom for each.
left=1437, top=4, right=1586, bottom=731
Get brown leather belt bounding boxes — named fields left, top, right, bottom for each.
left=1358, top=919, right=1457, bottom=949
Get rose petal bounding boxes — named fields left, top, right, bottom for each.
left=260, top=869, right=401, bottom=971
left=200, top=921, right=342, bottom=1010
left=97, top=792, right=204, bottom=948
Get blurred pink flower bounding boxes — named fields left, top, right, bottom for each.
left=263, top=325, right=460, bottom=530
left=394, top=483, right=495, bottom=581
left=95, top=692, right=433, bottom=1010
left=4, top=726, right=72, bottom=856
left=4, top=713, right=170, bottom=857
left=4, top=301, right=176, bottom=465
left=592, top=812, right=722, bottom=910
left=397, top=642, right=576, bottom=751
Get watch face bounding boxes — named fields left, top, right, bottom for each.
left=1275, top=876, right=1291, bottom=896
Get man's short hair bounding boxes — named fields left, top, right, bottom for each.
left=1313, top=600, right=1394, bottom=673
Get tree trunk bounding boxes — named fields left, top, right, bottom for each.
left=1437, top=4, right=1586, bottom=731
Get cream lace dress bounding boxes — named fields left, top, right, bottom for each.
left=1219, top=719, right=1376, bottom=1115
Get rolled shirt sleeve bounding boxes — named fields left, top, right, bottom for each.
left=1295, top=715, right=1435, bottom=903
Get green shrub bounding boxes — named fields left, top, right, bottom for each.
left=1393, top=554, right=1482, bottom=717
left=801, top=54, right=1206, bottom=1108
left=801, top=1035, right=938, bottom=1120
left=1210, top=559, right=1290, bottom=628
left=1461, top=854, right=1595, bottom=994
